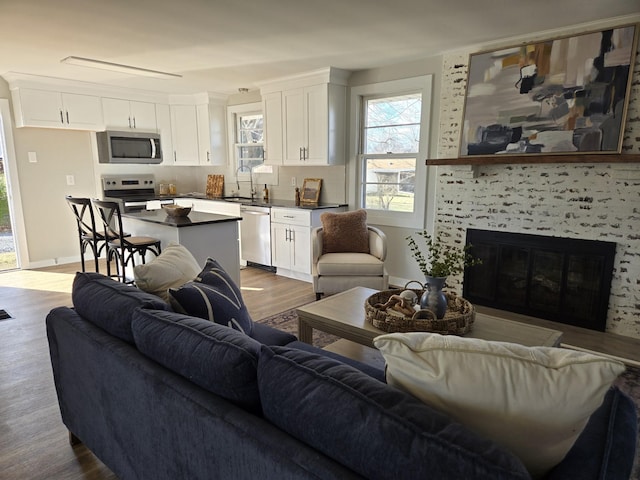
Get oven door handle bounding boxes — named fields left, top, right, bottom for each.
left=150, top=139, right=157, bottom=159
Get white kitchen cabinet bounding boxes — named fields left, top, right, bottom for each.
left=261, top=91, right=283, bottom=165
left=272, top=222, right=310, bottom=274
left=262, top=81, right=345, bottom=166
left=12, top=88, right=103, bottom=130
left=102, top=98, right=157, bottom=130
left=259, top=68, right=348, bottom=166
left=169, top=104, right=212, bottom=166
left=283, top=84, right=334, bottom=165
left=271, top=206, right=344, bottom=281
left=170, top=105, right=200, bottom=165
left=155, top=103, right=174, bottom=164
left=197, top=104, right=212, bottom=165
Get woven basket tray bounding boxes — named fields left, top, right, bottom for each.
left=365, top=288, right=475, bottom=335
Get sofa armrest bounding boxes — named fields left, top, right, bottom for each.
left=545, top=387, right=637, bottom=480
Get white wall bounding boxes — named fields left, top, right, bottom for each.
left=12, top=126, right=96, bottom=266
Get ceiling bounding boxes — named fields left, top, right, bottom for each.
left=1, top=0, right=638, bottom=96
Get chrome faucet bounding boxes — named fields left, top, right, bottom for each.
left=235, top=165, right=256, bottom=199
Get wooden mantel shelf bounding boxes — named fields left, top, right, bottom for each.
left=426, top=153, right=640, bottom=166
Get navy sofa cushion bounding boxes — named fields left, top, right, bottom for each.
left=258, top=345, right=531, bottom=480
left=168, top=258, right=253, bottom=335
left=131, top=308, right=262, bottom=413
left=250, top=322, right=297, bottom=346
left=546, top=387, right=638, bottom=480
left=286, top=340, right=385, bottom=382
left=72, top=272, right=170, bottom=344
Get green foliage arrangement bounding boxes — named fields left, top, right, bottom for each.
left=406, top=230, right=481, bottom=278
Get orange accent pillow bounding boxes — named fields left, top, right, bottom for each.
left=320, top=209, right=370, bottom=254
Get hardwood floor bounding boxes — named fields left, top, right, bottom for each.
left=0, top=263, right=314, bottom=480
left=1, top=262, right=639, bottom=479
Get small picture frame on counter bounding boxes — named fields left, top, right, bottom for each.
left=301, top=178, right=322, bottom=204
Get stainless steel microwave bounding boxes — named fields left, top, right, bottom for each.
left=97, top=130, right=163, bottom=164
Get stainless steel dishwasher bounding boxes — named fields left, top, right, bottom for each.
left=240, top=205, right=272, bottom=267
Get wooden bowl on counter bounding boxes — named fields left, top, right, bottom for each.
left=162, top=205, right=192, bottom=217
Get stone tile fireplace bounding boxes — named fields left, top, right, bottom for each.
left=463, top=229, right=616, bottom=331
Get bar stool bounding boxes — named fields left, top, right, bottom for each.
left=65, top=196, right=105, bottom=273
left=92, top=199, right=162, bottom=283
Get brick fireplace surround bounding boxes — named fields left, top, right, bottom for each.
left=435, top=38, right=640, bottom=340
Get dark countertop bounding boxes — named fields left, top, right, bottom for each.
left=122, top=210, right=241, bottom=228
left=170, top=193, right=347, bottom=210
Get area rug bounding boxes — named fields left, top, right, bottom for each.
left=256, top=308, right=640, bottom=476
left=256, top=308, right=339, bottom=348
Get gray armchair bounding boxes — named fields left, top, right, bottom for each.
left=311, top=225, right=389, bottom=300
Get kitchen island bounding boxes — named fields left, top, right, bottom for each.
left=121, top=210, right=242, bottom=286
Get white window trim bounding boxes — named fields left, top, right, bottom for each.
left=226, top=102, right=263, bottom=176
left=348, top=76, right=433, bottom=229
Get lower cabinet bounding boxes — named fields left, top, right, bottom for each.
left=271, top=222, right=310, bottom=275
left=271, top=206, right=344, bottom=282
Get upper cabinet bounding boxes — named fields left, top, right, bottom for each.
left=259, top=67, right=349, bottom=166
left=170, top=104, right=201, bottom=165
left=12, top=88, right=103, bottom=130
left=102, top=98, right=157, bottom=131
left=168, top=102, right=217, bottom=166
left=262, top=91, right=283, bottom=164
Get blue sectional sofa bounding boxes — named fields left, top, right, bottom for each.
left=45, top=272, right=637, bottom=479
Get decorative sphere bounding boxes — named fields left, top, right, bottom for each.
left=399, top=289, right=418, bottom=306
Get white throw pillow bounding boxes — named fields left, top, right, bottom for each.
left=133, top=242, right=201, bottom=301
left=373, top=332, right=625, bottom=478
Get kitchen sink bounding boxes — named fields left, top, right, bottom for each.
left=221, top=196, right=254, bottom=202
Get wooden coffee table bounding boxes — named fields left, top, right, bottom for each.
left=297, top=287, right=563, bottom=351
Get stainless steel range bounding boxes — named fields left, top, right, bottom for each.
left=101, top=174, right=173, bottom=212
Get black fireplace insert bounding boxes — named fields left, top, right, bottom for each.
left=463, top=229, right=616, bottom=331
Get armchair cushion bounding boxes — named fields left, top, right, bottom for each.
left=320, top=209, right=370, bottom=254
left=316, top=252, right=385, bottom=276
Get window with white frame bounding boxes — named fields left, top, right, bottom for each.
left=361, top=93, right=421, bottom=212
left=235, top=111, right=264, bottom=171
left=350, top=76, right=433, bottom=229
left=227, top=102, right=264, bottom=172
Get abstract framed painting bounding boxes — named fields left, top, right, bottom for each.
left=460, top=24, right=638, bottom=157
